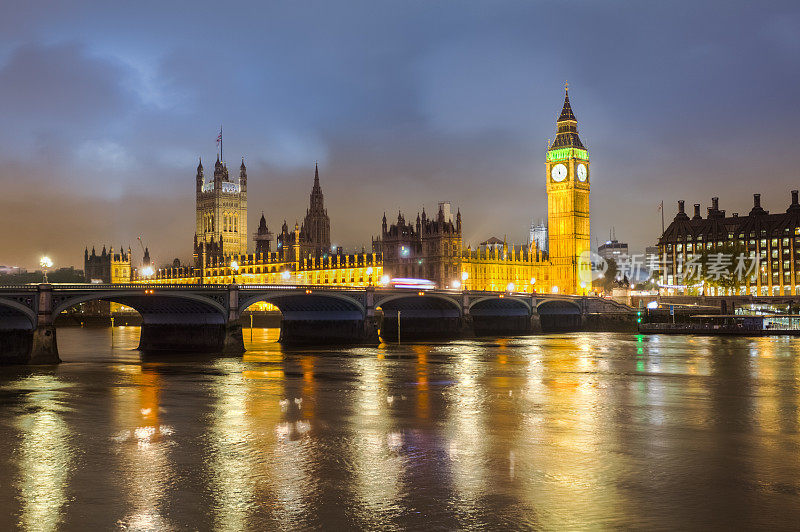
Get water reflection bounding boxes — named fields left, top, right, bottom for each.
left=14, top=375, right=73, bottom=532
left=4, top=329, right=800, bottom=528
left=113, top=365, right=175, bottom=530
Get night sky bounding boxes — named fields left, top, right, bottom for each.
left=2, top=1, right=799, bottom=270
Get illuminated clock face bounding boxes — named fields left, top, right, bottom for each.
left=551, top=163, right=568, bottom=182
left=577, top=163, right=588, bottom=182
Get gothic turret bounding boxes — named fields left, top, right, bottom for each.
left=240, top=158, right=247, bottom=192
left=302, top=163, right=331, bottom=254
left=196, top=158, right=204, bottom=194
left=213, top=155, right=223, bottom=188
left=253, top=212, right=272, bottom=255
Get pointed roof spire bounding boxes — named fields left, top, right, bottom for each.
left=313, top=162, right=321, bottom=190
left=558, top=80, right=576, bottom=122
left=549, top=83, right=584, bottom=150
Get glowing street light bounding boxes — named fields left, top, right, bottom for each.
left=230, top=260, right=239, bottom=284
left=281, top=270, right=291, bottom=281
left=380, top=275, right=390, bottom=286
left=40, top=256, right=53, bottom=283
left=451, top=280, right=461, bottom=289
left=140, top=265, right=155, bottom=278
left=506, top=282, right=515, bottom=292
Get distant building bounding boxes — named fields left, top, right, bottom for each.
left=529, top=220, right=548, bottom=253
left=645, top=246, right=659, bottom=274
left=0, top=266, right=26, bottom=275
left=374, top=203, right=462, bottom=287
left=658, top=192, right=800, bottom=296
left=480, top=236, right=505, bottom=251
left=598, top=239, right=629, bottom=262
left=84, top=245, right=131, bottom=283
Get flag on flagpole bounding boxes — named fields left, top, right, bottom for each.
left=657, top=200, right=663, bottom=211
left=216, top=129, right=222, bottom=145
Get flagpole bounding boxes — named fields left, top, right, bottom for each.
left=220, top=125, right=223, bottom=163
left=660, top=200, right=665, bottom=235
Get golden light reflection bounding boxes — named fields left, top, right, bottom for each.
left=414, top=345, right=430, bottom=420
left=520, top=334, right=621, bottom=528
left=16, top=375, right=72, bottom=532
left=114, top=366, right=174, bottom=530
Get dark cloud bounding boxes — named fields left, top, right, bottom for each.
left=1, top=1, right=799, bottom=269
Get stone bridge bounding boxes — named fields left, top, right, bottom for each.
left=0, top=284, right=632, bottom=364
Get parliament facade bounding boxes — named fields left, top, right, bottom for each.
left=89, top=87, right=592, bottom=295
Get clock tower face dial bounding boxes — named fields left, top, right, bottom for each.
left=551, top=163, right=568, bottom=182
left=577, top=163, right=587, bottom=182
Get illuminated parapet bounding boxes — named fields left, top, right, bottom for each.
left=131, top=251, right=383, bottom=287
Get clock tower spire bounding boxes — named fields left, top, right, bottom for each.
left=546, top=83, right=591, bottom=294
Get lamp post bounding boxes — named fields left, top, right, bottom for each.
left=461, top=271, right=468, bottom=291
left=366, top=266, right=373, bottom=287
left=40, top=256, right=53, bottom=284
left=230, top=260, right=239, bottom=284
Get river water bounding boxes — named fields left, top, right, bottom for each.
left=2, top=328, right=800, bottom=530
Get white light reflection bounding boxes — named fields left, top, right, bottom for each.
left=348, top=355, right=402, bottom=527
left=446, top=342, right=487, bottom=504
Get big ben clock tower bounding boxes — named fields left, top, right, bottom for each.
left=546, top=83, right=591, bottom=294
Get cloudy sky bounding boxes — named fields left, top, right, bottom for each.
left=1, top=1, right=799, bottom=269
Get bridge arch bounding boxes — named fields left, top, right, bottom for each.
left=375, top=292, right=462, bottom=341
left=239, top=290, right=366, bottom=319
left=375, top=293, right=462, bottom=314
left=52, top=290, right=230, bottom=354
left=468, top=296, right=532, bottom=313
left=469, top=296, right=532, bottom=336
left=537, top=299, right=582, bottom=332
left=0, top=297, right=36, bottom=330
left=52, top=290, right=227, bottom=320
left=239, top=290, right=369, bottom=345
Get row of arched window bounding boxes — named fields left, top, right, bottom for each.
left=202, top=213, right=239, bottom=233
left=223, top=213, right=239, bottom=233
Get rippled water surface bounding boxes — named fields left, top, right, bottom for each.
left=2, top=328, right=800, bottom=530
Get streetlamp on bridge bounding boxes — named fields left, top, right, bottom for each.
left=230, top=260, right=239, bottom=285
left=40, top=256, right=53, bottom=284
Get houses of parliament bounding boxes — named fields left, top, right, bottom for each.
left=87, top=87, right=591, bottom=295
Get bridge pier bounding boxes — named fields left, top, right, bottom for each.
left=29, top=285, right=61, bottom=364
left=530, top=312, right=542, bottom=333
left=222, top=320, right=246, bottom=354
left=138, top=322, right=227, bottom=353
